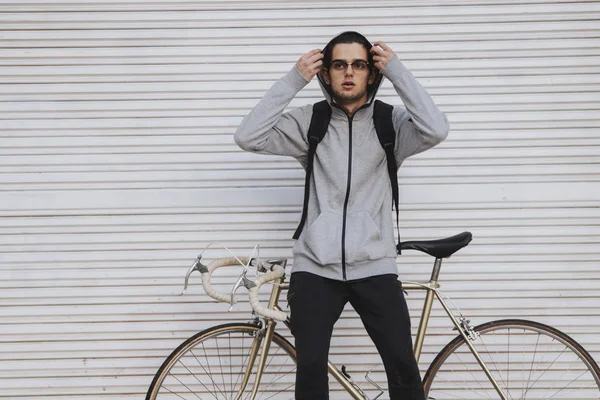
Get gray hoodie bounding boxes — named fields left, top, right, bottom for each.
left=234, top=44, right=449, bottom=282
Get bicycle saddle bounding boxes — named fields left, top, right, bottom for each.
left=399, top=231, right=472, bottom=258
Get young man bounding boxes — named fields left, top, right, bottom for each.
left=235, top=31, right=449, bottom=400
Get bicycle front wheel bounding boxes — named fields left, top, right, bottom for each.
left=424, top=319, right=600, bottom=399
left=146, top=322, right=297, bottom=400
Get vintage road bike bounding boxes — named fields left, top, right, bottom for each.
left=146, top=231, right=600, bottom=399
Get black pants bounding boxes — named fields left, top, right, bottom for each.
left=288, top=271, right=425, bottom=400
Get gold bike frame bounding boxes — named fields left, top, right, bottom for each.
left=241, top=258, right=508, bottom=400
left=234, top=273, right=287, bottom=400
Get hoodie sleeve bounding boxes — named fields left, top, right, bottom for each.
left=380, top=57, right=450, bottom=163
left=234, top=65, right=312, bottom=161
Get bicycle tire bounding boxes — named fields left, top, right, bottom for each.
left=423, top=319, right=600, bottom=399
left=146, top=322, right=297, bottom=400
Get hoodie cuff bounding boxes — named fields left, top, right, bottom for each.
left=380, top=56, right=410, bottom=85
left=283, top=65, right=311, bottom=91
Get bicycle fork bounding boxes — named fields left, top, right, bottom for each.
left=233, top=276, right=285, bottom=400
left=232, top=319, right=277, bottom=400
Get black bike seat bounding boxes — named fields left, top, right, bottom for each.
left=399, top=231, right=472, bottom=258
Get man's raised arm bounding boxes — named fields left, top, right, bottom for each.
left=234, top=50, right=324, bottom=159
left=371, top=41, right=450, bottom=162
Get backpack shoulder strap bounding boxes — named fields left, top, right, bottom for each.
left=373, top=100, right=395, bottom=148
left=293, top=100, right=332, bottom=240
left=373, top=100, right=402, bottom=254
left=308, top=100, right=332, bottom=143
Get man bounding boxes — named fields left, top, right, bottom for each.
left=235, top=31, right=448, bottom=400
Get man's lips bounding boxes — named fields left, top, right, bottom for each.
left=342, top=82, right=355, bottom=89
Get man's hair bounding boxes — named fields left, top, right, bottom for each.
left=322, top=31, right=374, bottom=71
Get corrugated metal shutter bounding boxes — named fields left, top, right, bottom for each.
left=1, top=1, right=599, bottom=398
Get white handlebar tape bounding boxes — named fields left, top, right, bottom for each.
left=248, top=265, right=289, bottom=321
left=201, top=257, right=250, bottom=304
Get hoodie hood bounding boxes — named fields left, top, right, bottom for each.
left=316, top=31, right=385, bottom=107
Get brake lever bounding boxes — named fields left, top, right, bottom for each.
left=180, top=255, right=208, bottom=295
left=229, top=263, right=257, bottom=311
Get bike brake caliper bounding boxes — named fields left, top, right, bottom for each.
left=459, top=317, right=480, bottom=341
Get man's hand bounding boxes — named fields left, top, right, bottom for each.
left=370, top=41, right=396, bottom=71
left=296, top=49, right=323, bottom=81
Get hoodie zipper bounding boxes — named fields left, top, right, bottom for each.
left=341, top=116, right=354, bottom=281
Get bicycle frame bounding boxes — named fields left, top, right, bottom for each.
left=236, top=257, right=508, bottom=400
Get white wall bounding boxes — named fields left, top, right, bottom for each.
left=1, top=1, right=599, bottom=398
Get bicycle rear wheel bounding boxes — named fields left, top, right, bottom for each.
left=423, top=319, right=600, bottom=399
left=146, top=322, right=297, bottom=400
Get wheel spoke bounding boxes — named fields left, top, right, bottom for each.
left=431, top=367, right=493, bottom=399
left=521, top=329, right=526, bottom=400
left=523, top=333, right=542, bottom=400
left=231, top=332, right=252, bottom=398
left=215, top=334, right=227, bottom=396
left=425, top=321, right=600, bottom=400
left=261, top=382, right=296, bottom=400
left=228, top=333, right=233, bottom=400
left=257, top=344, right=283, bottom=399
left=199, top=342, right=226, bottom=399
left=507, top=328, right=510, bottom=398
left=164, top=385, right=196, bottom=400
left=257, top=367, right=297, bottom=399
left=191, top=348, right=226, bottom=399
left=256, top=339, right=297, bottom=399
left=454, top=350, right=494, bottom=398
left=521, top=342, right=569, bottom=399
left=478, top=330, right=511, bottom=398
left=547, top=369, right=591, bottom=399
left=168, top=367, right=206, bottom=400
left=147, top=325, right=297, bottom=400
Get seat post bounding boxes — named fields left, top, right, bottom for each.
left=430, top=258, right=443, bottom=283
left=414, top=257, right=444, bottom=362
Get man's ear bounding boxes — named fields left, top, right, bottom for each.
left=368, top=69, right=376, bottom=85
left=322, top=69, right=331, bottom=85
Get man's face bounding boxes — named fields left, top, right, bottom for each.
left=323, top=42, right=376, bottom=106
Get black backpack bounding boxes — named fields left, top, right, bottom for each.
left=293, top=99, right=403, bottom=255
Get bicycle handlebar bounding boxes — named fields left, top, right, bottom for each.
left=203, top=257, right=247, bottom=304
left=182, top=255, right=288, bottom=321
left=247, top=264, right=287, bottom=321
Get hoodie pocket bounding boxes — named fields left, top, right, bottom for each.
left=345, top=210, right=387, bottom=264
left=301, top=211, right=343, bottom=265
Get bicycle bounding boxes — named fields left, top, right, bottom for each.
left=146, top=231, right=600, bottom=399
